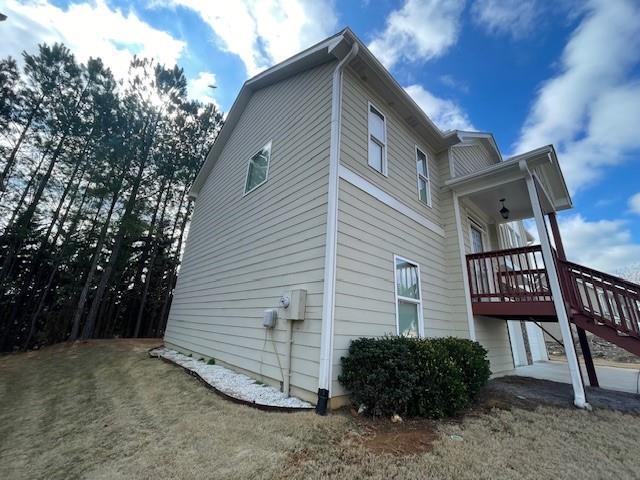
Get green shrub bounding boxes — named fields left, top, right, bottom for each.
left=339, top=336, right=490, bottom=418
left=430, top=337, right=491, bottom=398
left=207, top=358, right=216, bottom=365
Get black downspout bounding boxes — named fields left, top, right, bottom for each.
left=315, top=388, right=329, bottom=415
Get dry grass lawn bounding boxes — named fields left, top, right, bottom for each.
left=1, top=339, right=639, bottom=480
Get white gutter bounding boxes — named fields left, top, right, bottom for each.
left=316, top=41, right=359, bottom=414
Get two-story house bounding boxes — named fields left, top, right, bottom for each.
left=164, top=28, right=640, bottom=413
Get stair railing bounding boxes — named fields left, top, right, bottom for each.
left=558, top=260, right=640, bottom=339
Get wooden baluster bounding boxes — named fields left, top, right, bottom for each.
left=612, top=287, right=629, bottom=333
left=600, top=279, right=617, bottom=327
left=523, top=250, right=536, bottom=302
left=580, top=271, right=596, bottom=318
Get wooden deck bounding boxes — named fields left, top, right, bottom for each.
left=466, top=245, right=558, bottom=320
left=466, top=246, right=640, bottom=356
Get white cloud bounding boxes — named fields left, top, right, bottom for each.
left=404, top=84, right=474, bottom=131
left=440, top=74, right=469, bottom=93
left=1, top=0, right=186, bottom=80
left=514, top=0, right=640, bottom=193
left=552, top=214, right=640, bottom=274
left=163, top=0, right=338, bottom=77
left=471, top=0, right=541, bottom=39
left=629, top=192, right=640, bottom=215
left=187, top=71, right=219, bottom=107
left=369, top=0, right=465, bottom=69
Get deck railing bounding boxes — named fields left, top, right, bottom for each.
left=558, top=260, right=640, bottom=339
left=466, top=245, right=552, bottom=304
left=466, top=245, right=640, bottom=338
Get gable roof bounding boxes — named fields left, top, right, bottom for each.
left=455, top=130, right=503, bottom=163
left=446, top=144, right=573, bottom=214
left=189, top=27, right=461, bottom=198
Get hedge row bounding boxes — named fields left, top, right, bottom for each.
left=338, top=336, right=491, bottom=418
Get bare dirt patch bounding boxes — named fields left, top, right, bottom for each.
left=359, top=423, right=437, bottom=456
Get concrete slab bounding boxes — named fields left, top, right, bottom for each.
left=485, top=376, right=640, bottom=414
left=514, top=360, right=640, bottom=395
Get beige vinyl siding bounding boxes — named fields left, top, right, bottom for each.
left=165, top=60, right=336, bottom=402
left=330, top=71, right=471, bottom=396
left=332, top=180, right=471, bottom=396
left=451, top=143, right=496, bottom=177
left=459, top=200, right=514, bottom=374
left=340, top=68, right=443, bottom=227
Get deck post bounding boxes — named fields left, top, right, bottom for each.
left=548, top=212, right=599, bottom=388
left=522, top=163, right=588, bottom=408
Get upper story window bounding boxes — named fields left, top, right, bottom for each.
left=394, top=255, right=424, bottom=337
left=368, top=103, right=387, bottom=175
left=416, top=147, right=431, bottom=207
left=244, top=141, right=272, bottom=195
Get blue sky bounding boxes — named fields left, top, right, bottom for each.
left=2, top=0, right=640, bottom=274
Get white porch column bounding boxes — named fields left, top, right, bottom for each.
left=525, top=322, right=549, bottom=362
left=507, top=321, right=529, bottom=367
left=521, top=162, right=587, bottom=408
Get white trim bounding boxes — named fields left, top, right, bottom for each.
left=525, top=322, right=549, bottom=362
left=318, top=42, right=359, bottom=397
left=367, top=101, right=388, bottom=176
left=393, top=254, right=425, bottom=337
left=453, top=193, right=476, bottom=341
left=415, top=145, right=432, bottom=208
left=338, top=165, right=445, bottom=237
left=243, top=141, right=272, bottom=196
left=507, top=321, right=529, bottom=367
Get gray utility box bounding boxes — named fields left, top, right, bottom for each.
left=262, top=309, right=277, bottom=328
left=285, top=289, right=307, bottom=321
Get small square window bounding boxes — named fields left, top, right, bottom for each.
left=244, top=141, right=271, bottom=194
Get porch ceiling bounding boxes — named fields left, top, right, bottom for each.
left=446, top=145, right=572, bottom=224
left=465, top=177, right=544, bottom=223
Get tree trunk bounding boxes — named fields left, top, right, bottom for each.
left=139, top=189, right=172, bottom=337
left=0, top=132, right=67, bottom=287
left=134, top=177, right=171, bottom=337
left=23, top=176, right=92, bottom=349
left=0, top=96, right=43, bottom=191
left=3, top=145, right=50, bottom=233
left=157, top=198, right=193, bottom=332
left=80, top=112, right=159, bottom=339
left=69, top=186, right=120, bottom=341
left=81, top=156, right=149, bottom=339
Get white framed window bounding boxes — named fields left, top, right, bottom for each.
left=244, top=141, right=272, bottom=195
left=415, top=146, right=431, bottom=207
left=368, top=102, right=387, bottom=175
left=393, top=255, right=424, bottom=337
left=470, top=222, right=485, bottom=254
